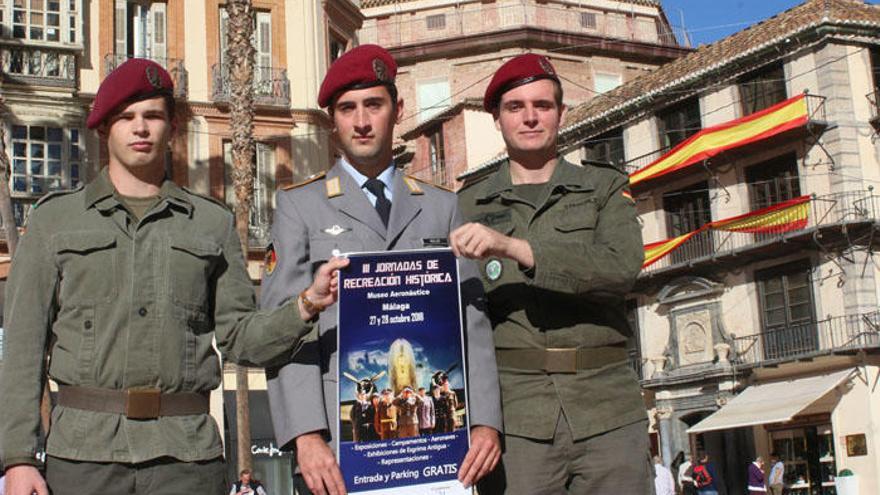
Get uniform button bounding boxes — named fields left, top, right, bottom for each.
left=84, top=320, right=93, bottom=329
left=138, top=307, right=148, bottom=317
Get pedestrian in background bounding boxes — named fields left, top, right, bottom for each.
left=748, top=456, right=767, bottom=495
left=694, top=452, right=719, bottom=495
left=768, top=452, right=785, bottom=495
left=678, top=453, right=696, bottom=495
left=654, top=456, right=676, bottom=495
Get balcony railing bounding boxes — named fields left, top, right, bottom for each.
left=730, top=312, right=880, bottom=367
left=1, top=44, right=76, bottom=88
left=104, top=54, right=188, bottom=98
left=621, top=94, right=827, bottom=176
left=211, top=64, right=290, bottom=108
left=643, top=189, right=880, bottom=274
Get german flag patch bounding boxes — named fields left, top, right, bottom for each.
left=622, top=191, right=634, bottom=203
left=264, top=243, right=277, bottom=275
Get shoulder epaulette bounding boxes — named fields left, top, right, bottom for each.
left=282, top=171, right=326, bottom=191
left=33, top=184, right=83, bottom=209
left=406, top=175, right=453, bottom=193
left=456, top=174, right=490, bottom=195
left=182, top=187, right=231, bottom=211
left=580, top=160, right=627, bottom=175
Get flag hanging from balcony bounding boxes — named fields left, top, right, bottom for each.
left=710, top=195, right=811, bottom=234
left=630, top=95, right=810, bottom=186
left=642, top=195, right=811, bottom=268
left=643, top=232, right=700, bottom=268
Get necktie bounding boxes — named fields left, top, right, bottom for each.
left=364, top=178, right=391, bottom=227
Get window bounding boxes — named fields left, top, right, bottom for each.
left=219, top=8, right=271, bottom=79
left=580, top=12, right=597, bottom=29
left=416, top=79, right=450, bottom=123
left=223, top=141, right=275, bottom=246
left=746, top=153, right=800, bottom=210
left=11, top=0, right=64, bottom=41
left=657, top=97, right=701, bottom=149
left=583, top=127, right=624, bottom=166
left=663, top=181, right=712, bottom=263
left=426, top=14, right=445, bottom=30
left=329, top=31, right=347, bottom=64
left=594, top=73, right=621, bottom=94
left=739, top=63, right=787, bottom=116
left=428, top=129, right=446, bottom=186
left=756, top=261, right=817, bottom=360
left=114, top=1, right=166, bottom=61
left=9, top=124, right=81, bottom=197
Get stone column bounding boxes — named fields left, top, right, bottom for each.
left=657, top=406, right=675, bottom=467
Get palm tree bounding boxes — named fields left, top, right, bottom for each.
left=225, top=0, right=256, bottom=473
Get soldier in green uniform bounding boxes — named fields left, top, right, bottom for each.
left=0, top=59, right=340, bottom=495
left=450, top=54, right=651, bottom=494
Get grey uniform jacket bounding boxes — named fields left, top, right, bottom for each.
left=261, top=162, right=502, bottom=451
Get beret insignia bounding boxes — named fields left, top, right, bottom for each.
left=373, top=58, right=388, bottom=82
left=539, top=57, right=555, bottom=75
left=145, top=65, right=162, bottom=89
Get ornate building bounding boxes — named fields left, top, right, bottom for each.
left=464, top=0, right=880, bottom=493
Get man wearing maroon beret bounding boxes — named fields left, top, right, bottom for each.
left=0, top=58, right=331, bottom=495
left=260, top=44, right=503, bottom=495
left=450, top=53, right=650, bottom=494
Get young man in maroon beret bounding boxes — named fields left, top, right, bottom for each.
left=0, top=58, right=332, bottom=495
left=450, top=53, right=649, bottom=494
left=260, top=44, right=503, bottom=495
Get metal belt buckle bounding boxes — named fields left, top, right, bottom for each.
left=545, top=348, right=578, bottom=374
left=125, top=388, right=161, bottom=419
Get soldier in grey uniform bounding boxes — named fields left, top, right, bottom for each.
left=260, top=44, right=503, bottom=495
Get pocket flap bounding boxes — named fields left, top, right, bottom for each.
left=170, top=236, right=222, bottom=257
left=54, top=231, right=117, bottom=254
left=555, top=210, right=598, bottom=232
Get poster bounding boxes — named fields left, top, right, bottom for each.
left=337, top=248, right=471, bottom=495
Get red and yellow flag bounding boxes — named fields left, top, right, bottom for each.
left=709, top=195, right=810, bottom=234
left=642, top=195, right=811, bottom=268
left=630, top=95, right=809, bottom=186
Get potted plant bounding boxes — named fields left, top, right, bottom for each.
left=834, top=468, right=858, bottom=495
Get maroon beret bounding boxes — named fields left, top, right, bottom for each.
left=318, top=44, right=397, bottom=108
left=483, top=53, right=560, bottom=112
left=87, top=58, right=174, bottom=129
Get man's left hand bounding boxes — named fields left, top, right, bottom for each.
left=458, top=425, right=501, bottom=488
left=449, top=223, right=534, bottom=268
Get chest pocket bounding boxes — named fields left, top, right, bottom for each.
left=168, top=235, right=222, bottom=311
left=54, top=231, right=117, bottom=304
left=554, top=203, right=599, bottom=233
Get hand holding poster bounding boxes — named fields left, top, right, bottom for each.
left=337, top=249, right=471, bottom=495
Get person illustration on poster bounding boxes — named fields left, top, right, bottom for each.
left=392, top=387, right=421, bottom=438
left=388, top=339, right=419, bottom=394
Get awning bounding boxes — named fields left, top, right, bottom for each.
left=688, top=368, right=855, bottom=434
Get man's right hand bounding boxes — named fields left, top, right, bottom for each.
left=295, top=432, right=347, bottom=495
left=5, top=465, right=49, bottom=495
left=298, top=256, right=350, bottom=321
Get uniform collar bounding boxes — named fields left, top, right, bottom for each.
left=339, top=157, right=396, bottom=199
left=84, top=166, right=193, bottom=214
left=478, top=158, right=594, bottom=201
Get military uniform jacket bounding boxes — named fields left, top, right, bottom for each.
left=458, top=159, right=646, bottom=441
left=261, top=162, right=502, bottom=451
left=0, top=169, right=307, bottom=467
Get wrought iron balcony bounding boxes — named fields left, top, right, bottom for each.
left=643, top=189, right=880, bottom=275
left=1, top=44, right=76, bottom=88
left=211, top=64, right=290, bottom=108
left=730, top=312, right=880, bottom=368
left=103, top=54, right=188, bottom=98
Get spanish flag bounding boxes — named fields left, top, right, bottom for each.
left=630, top=95, right=809, bottom=186
left=642, top=195, right=811, bottom=268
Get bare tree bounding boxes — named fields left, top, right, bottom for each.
left=225, top=0, right=256, bottom=473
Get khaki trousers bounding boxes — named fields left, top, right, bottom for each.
left=478, top=415, right=653, bottom=495
left=46, top=455, right=227, bottom=495
left=769, top=485, right=784, bottom=495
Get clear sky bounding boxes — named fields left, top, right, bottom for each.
left=660, top=0, right=880, bottom=46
